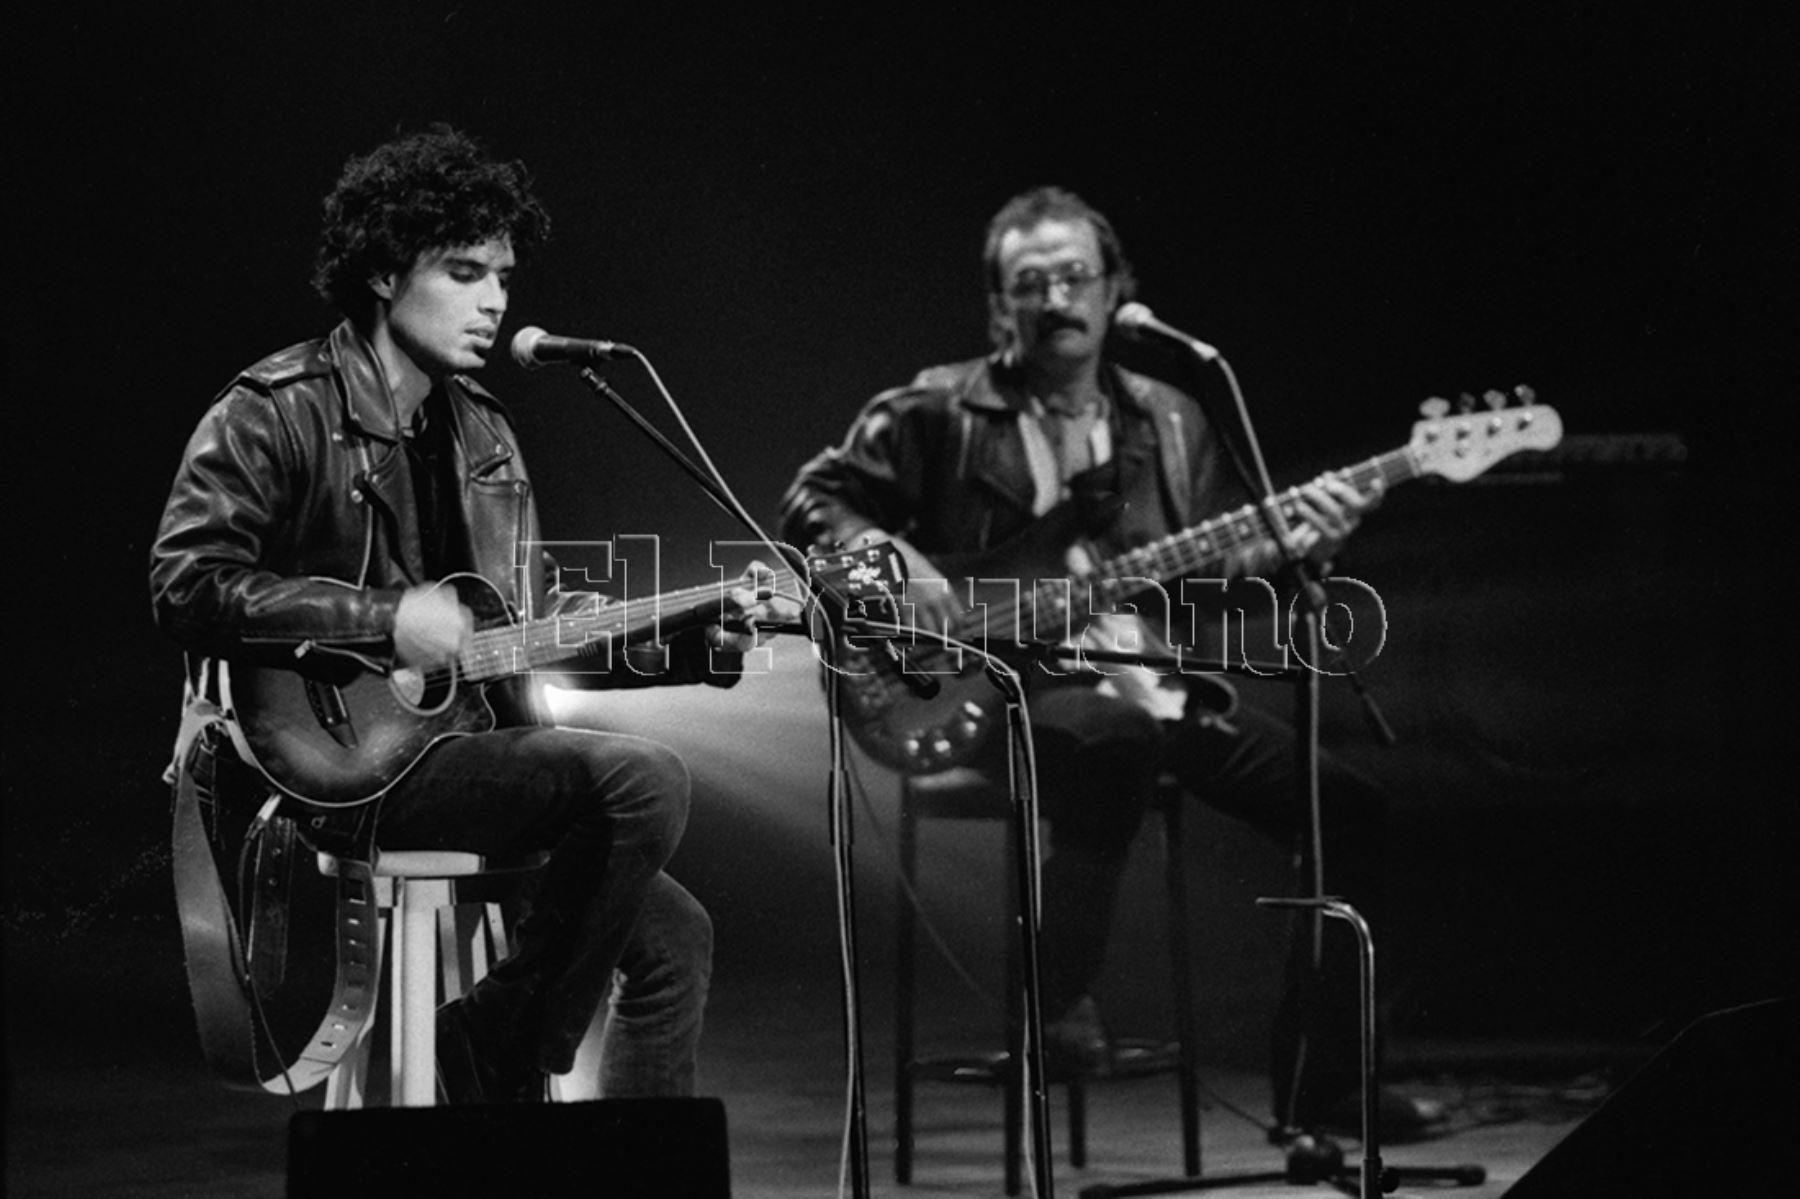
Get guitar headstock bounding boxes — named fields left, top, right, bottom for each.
left=1411, top=386, right=1562, bottom=482
left=806, top=542, right=909, bottom=607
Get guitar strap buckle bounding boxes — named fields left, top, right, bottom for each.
left=281, top=794, right=378, bottom=862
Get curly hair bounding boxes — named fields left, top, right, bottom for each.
left=312, top=125, right=551, bottom=319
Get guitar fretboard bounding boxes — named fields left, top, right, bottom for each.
left=945, top=449, right=1418, bottom=645
left=1090, top=449, right=1417, bottom=601
left=457, top=567, right=802, bottom=682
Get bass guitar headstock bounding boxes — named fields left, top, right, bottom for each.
left=1411, top=385, right=1562, bottom=482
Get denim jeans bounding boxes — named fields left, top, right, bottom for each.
left=375, top=725, right=712, bottom=1095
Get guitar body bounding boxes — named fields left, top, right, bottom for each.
left=833, top=504, right=1093, bottom=774
left=223, top=553, right=836, bottom=806
left=832, top=647, right=1000, bottom=775
left=225, top=574, right=513, bottom=808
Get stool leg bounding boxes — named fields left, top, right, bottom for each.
left=385, top=892, right=406, bottom=1102
left=474, top=900, right=506, bottom=981
left=399, top=879, right=448, bottom=1106
left=1002, top=818, right=1023, bottom=1196
left=895, top=786, right=918, bottom=1185
left=441, top=903, right=478, bottom=1004
left=1163, top=791, right=1203, bottom=1176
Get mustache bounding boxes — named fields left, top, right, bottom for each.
left=1034, top=312, right=1087, bottom=334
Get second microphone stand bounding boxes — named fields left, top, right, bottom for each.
left=1060, top=338, right=1481, bottom=1196
left=1061, top=621, right=1481, bottom=1198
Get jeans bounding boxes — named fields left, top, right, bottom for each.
left=375, top=725, right=712, bottom=1095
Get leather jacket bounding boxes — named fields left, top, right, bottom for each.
left=780, top=354, right=1239, bottom=563
left=152, top=322, right=543, bottom=671
left=151, top=321, right=729, bottom=720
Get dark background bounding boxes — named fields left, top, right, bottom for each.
left=5, top=1, right=1793, bottom=1093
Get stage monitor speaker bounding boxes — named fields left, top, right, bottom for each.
left=288, top=1097, right=730, bottom=1198
left=1505, top=997, right=1795, bottom=1197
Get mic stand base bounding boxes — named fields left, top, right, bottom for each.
left=1076, top=900, right=1485, bottom=1199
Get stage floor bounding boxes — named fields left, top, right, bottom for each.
left=5, top=918, right=1611, bottom=1198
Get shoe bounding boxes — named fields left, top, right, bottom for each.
left=436, top=997, right=547, bottom=1104
left=1312, top=1086, right=1448, bottom=1143
left=1043, top=996, right=1115, bottom=1079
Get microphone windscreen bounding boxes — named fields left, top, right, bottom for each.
left=1112, top=302, right=1155, bottom=331
left=510, top=326, right=548, bottom=369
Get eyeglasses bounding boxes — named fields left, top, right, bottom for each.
left=1004, top=262, right=1107, bottom=307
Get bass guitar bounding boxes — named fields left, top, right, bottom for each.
left=833, top=390, right=1563, bottom=774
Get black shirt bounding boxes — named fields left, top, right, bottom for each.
left=403, top=387, right=469, bottom=580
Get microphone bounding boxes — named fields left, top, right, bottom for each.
left=1112, top=302, right=1220, bottom=362
left=510, top=326, right=636, bottom=370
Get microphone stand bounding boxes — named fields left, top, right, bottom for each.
left=1059, top=343, right=1480, bottom=1196
left=819, top=602, right=873, bottom=1198
left=570, top=365, right=896, bottom=1195
left=578, top=370, right=744, bottom=521
left=1181, top=349, right=1368, bottom=1161
left=572, top=362, right=1064, bottom=1196
left=989, top=648, right=1059, bottom=1199
left=838, top=617, right=1061, bottom=1199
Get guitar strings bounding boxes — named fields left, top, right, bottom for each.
left=935, top=451, right=1412, bottom=652
left=442, top=566, right=808, bottom=682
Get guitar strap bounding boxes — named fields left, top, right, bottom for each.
left=169, top=682, right=383, bottom=1094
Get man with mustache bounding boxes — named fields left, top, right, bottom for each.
left=782, top=186, right=1441, bottom=1139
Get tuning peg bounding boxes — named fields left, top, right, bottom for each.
left=1514, top=384, right=1537, bottom=406
left=1483, top=389, right=1507, bottom=410
left=1420, top=397, right=1450, bottom=418
left=1457, top=392, right=1477, bottom=414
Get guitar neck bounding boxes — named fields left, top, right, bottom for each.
left=457, top=567, right=799, bottom=683
left=1093, top=447, right=1419, bottom=598
left=942, top=446, right=1418, bottom=643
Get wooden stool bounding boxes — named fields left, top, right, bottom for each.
left=894, top=769, right=1201, bottom=1194
left=317, top=850, right=546, bottom=1109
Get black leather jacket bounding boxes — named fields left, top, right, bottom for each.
left=151, top=321, right=728, bottom=717
left=152, top=322, right=544, bottom=671
left=781, top=354, right=1239, bottom=563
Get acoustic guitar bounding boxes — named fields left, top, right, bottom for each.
left=224, top=562, right=830, bottom=807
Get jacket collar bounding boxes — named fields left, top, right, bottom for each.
left=324, top=320, right=514, bottom=473
left=327, top=320, right=406, bottom=443
left=952, top=354, right=1164, bottom=521
left=958, top=354, right=1156, bottom=418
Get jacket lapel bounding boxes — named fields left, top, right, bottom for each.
left=954, top=360, right=1038, bottom=520
left=325, top=322, right=423, bottom=583
left=443, top=379, right=529, bottom=613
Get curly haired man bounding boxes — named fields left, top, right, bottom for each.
left=153, top=127, right=756, bottom=1103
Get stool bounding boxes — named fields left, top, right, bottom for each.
left=895, top=769, right=1201, bottom=1194
left=317, top=850, right=546, bottom=1109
